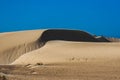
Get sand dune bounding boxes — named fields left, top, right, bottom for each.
left=0, top=29, right=120, bottom=80
left=0, top=29, right=111, bottom=64
left=0, top=29, right=119, bottom=65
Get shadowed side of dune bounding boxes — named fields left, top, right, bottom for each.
left=39, top=29, right=100, bottom=44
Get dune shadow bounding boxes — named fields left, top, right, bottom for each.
left=38, top=29, right=110, bottom=44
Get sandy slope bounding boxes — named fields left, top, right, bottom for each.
left=12, top=41, right=120, bottom=65
left=0, top=30, right=44, bottom=64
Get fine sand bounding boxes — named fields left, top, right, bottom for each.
left=12, top=41, right=120, bottom=65
left=0, top=30, right=44, bottom=64
left=0, top=29, right=120, bottom=80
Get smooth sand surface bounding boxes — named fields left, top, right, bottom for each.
left=12, top=41, right=120, bottom=65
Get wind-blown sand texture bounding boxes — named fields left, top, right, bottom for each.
left=0, top=29, right=120, bottom=80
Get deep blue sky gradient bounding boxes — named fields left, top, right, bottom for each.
left=0, top=0, right=120, bottom=37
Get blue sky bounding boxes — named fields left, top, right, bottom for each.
left=0, top=0, right=120, bottom=37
